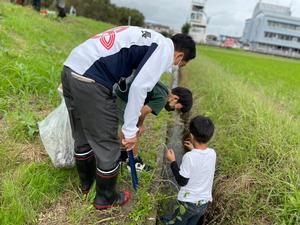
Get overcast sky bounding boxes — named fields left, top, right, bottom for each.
left=111, top=0, right=300, bottom=36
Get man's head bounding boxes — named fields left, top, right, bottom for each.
left=189, top=115, right=215, bottom=145
left=165, top=87, right=193, bottom=113
left=171, top=34, right=196, bottom=68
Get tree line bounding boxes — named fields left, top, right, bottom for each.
left=66, top=0, right=144, bottom=27
left=11, top=0, right=145, bottom=26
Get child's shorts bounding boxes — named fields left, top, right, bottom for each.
left=162, top=200, right=208, bottom=225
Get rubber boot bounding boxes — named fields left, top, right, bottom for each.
left=75, top=152, right=96, bottom=194
left=94, top=167, right=131, bottom=210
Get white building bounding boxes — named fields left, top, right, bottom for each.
left=189, top=0, right=207, bottom=44
left=144, top=20, right=174, bottom=36
left=241, top=1, right=300, bottom=58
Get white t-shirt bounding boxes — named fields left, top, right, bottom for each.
left=177, top=148, right=216, bottom=204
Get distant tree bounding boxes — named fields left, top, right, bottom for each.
left=23, top=0, right=145, bottom=26
left=125, top=8, right=144, bottom=26
left=181, top=22, right=190, bottom=35
left=160, top=31, right=172, bottom=38
left=207, top=34, right=217, bottom=41
left=115, top=7, right=132, bottom=25
left=63, top=0, right=144, bottom=26
left=67, top=0, right=111, bottom=22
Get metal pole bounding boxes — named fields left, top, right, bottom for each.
left=128, top=16, right=131, bottom=26
left=128, top=150, right=138, bottom=190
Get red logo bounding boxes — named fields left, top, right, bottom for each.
left=100, top=31, right=115, bottom=50
left=91, top=26, right=129, bottom=50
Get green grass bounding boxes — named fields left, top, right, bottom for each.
left=0, top=3, right=110, bottom=224
left=183, top=46, right=300, bottom=224
left=0, top=1, right=113, bottom=163
left=0, top=2, right=112, bottom=132
left=0, top=163, right=73, bottom=224
left=199, top=46, right=300, bottom=117
left=2, top=3, right=299, bottom=225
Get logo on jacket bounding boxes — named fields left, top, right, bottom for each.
left=91, top=26, right=129, bottom=50
left=141, top=31, right=151, bottom=39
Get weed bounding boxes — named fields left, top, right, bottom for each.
left=6, top=110, right=38, bottom=141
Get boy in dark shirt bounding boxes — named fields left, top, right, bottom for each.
left=115, top=80, right=193, bottom=170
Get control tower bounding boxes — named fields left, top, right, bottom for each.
left=189, top=0, right=207, bottom=43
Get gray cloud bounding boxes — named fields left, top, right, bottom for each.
left=111, top=0, right=300, bottom=36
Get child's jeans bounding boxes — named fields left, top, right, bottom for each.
left=162, top=200, right=207, bottom=225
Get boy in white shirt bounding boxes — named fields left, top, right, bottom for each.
left=164, top=115, right=216, bottom=225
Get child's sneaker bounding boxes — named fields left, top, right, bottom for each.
left=127, top=156, right=151, bottom=172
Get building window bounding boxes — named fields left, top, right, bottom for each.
left=191, top=13, right=195, bottom=20
left=264, top=32, right=299, bottom=42
left=264, top=32, right=276, bottom=38
left=292, top=48, right=300, bottom=54
left=268, top=20, right=299, bottom=31
left=192, top=5, right=203, bottom=12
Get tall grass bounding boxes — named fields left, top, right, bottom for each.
left=0, top=3, right=113, bottom=224
left=0, top=3, right=112, bottom=118
left=0, top=163, right=73, bottom=225
left=184, top=49, right=300, bottom=224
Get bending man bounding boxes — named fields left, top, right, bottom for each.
left=61, top=26, right=196, bottom=210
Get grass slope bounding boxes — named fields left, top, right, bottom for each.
left=0, top=3, right=170, bottom=224
left=183, top=46, right=300, bottom=225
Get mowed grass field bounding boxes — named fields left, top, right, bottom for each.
left=0, top=3, right=170, bottom=224
left=183, top=46, right=300, bottom=224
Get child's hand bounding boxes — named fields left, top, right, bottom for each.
left=137, top=125, right=145, bottom=137
left=184, top=141, right=194, bottom=151
left=165, top=149, right=176, bottom=162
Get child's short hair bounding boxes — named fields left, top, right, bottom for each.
left=171, top=87, right=193, bottom=113
left=189, top=115, right=214, bottom=144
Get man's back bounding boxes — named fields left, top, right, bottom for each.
left=64, top=26, right=173, bottom=89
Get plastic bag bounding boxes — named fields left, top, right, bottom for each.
left=38, top=88, right=75, bottom=168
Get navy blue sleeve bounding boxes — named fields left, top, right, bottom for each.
left=170, top=161, right=189, bottom=186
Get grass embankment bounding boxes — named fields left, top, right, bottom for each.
left=183, top=46, right=300, bottom=225
left=0, top=3, right=169, bottom=224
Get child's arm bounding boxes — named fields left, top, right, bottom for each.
left=166, top=149, right=189, bottom=186
left=170, top=161, right=189, bottom=186
left=137, top=105, right=152, bottom=136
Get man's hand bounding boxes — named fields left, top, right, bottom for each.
left=122, top=135, right=138, bottom=150
left=165, top=149, right=176, bottom=162
left=184, top=141, right=194, bottom=151
left=137, top=125, right=145, bottom=137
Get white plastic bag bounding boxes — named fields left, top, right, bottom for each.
left=38, top=88, right=75, bottom=168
